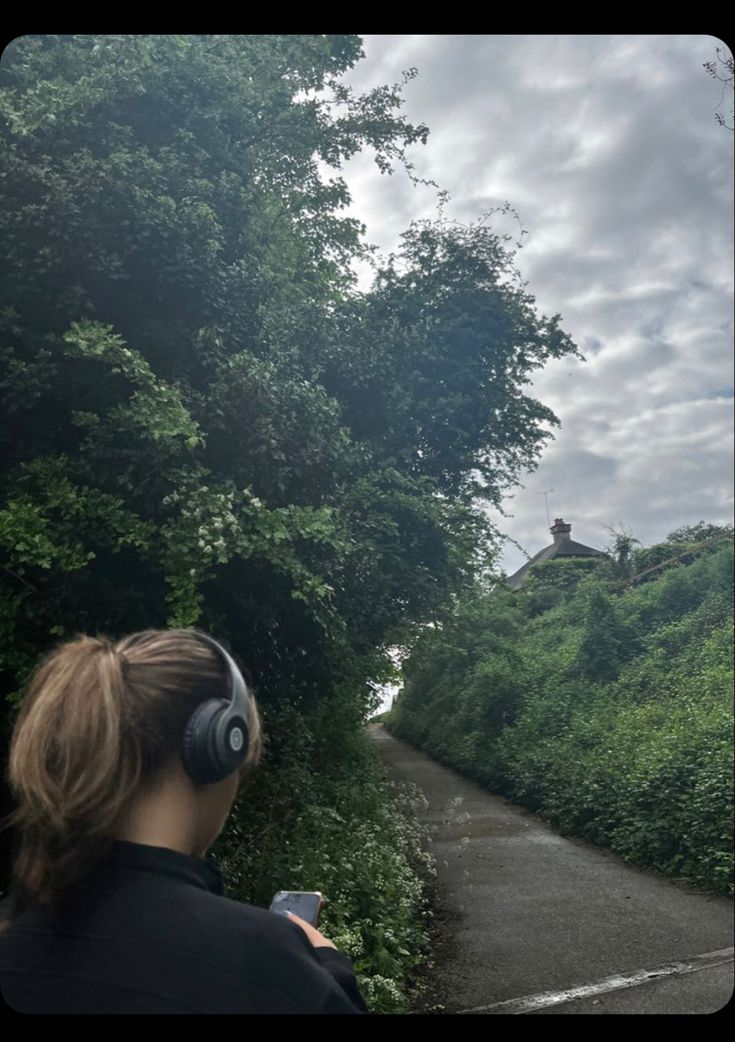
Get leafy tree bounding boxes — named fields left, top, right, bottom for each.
left=321, top=210, right=580, bottom=509
left=0, top=37, right=577, bottom=687
left=664, top=520, right=733, bottom=546
left=601, top=523, right=639, bottom=580
left=630, top=521, right=733, bottom=579
left=0, top=35, right=437, bottom=698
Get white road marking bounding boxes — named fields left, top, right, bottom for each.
left=455, top=947, right=735, bottom=1014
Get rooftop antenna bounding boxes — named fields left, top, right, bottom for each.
left=539, top=489, right=554, bottom=529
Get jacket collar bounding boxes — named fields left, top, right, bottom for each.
left=105, top=840, right=224, bottom=896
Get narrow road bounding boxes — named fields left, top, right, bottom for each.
left=368, top=724, right=734, bottom=1015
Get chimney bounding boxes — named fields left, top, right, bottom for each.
left=550, top=518, right=571, bottom=545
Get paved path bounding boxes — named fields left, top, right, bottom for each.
left=368, top=724, right=734, bottom=1015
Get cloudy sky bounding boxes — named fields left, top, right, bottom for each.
left=330, top=35, right=733, bottom=593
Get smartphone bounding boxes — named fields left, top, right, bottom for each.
left=270, top=890, right=324, bottom=926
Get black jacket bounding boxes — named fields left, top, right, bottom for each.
left=0, top=840, right=369, bottom=1014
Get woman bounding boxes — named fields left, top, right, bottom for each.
left=0, top=628, right=368, bottom=1013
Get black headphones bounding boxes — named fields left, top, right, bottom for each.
left=180, top=632, right=252, bottom=786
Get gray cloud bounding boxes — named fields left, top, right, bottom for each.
left=338, top=35, right=733, bottom=581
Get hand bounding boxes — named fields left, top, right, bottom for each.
left=283, top=911, right=338, bottom=950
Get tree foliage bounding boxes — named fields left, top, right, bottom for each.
left=629, top=521, right=733, bottom=580
left=0, top=35, right=576, bottom=700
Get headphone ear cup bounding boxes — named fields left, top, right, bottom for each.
left=182, top=700, right=226, bottom=785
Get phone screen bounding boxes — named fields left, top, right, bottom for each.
left=270, top=891, right=323, bottom=926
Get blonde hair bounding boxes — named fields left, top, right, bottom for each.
left=0, top=628, right=262, bottom=931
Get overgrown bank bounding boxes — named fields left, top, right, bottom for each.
left=385, top=533, right=734, bottom=898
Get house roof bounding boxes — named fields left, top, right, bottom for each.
left=505, top=520, right=603, bottom=590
